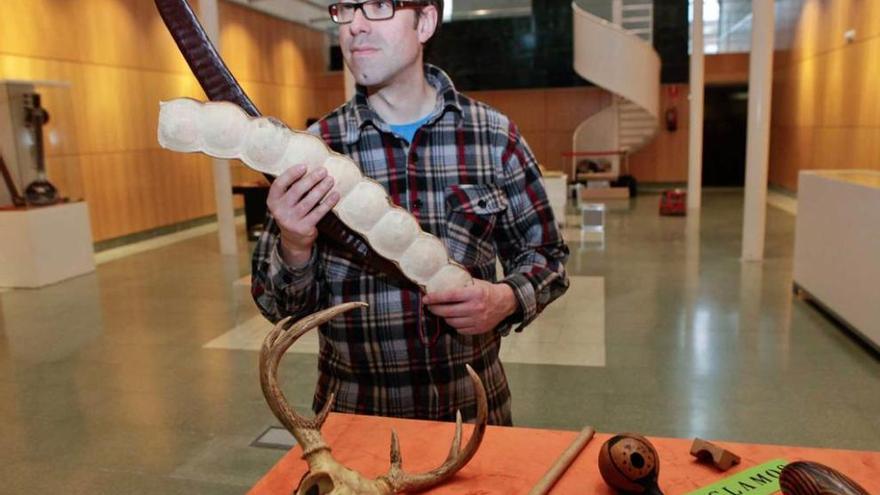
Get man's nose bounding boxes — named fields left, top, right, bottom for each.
left=348, top=7, right=371, bottom=35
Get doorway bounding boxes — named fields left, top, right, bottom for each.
left=702, top=84, right=748, bottom=187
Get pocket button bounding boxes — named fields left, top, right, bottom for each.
left=477, top=199, right=487, bottom=208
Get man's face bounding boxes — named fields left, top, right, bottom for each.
left=337, top=1, right=436, bottom=87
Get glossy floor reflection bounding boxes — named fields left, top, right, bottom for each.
left=1, top=190, right=878, bottom=493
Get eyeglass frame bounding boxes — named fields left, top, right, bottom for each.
left=328, top=0, right=432, bottom=25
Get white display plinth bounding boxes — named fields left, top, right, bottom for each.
left=793, top=170, right=880, bottom=351
left=543, top=172, right=568, bottom=228
left=0, top=201, right=95, bottom=288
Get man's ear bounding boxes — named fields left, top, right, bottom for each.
left=417, top=4, right=439, bottom=43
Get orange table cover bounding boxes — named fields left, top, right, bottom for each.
left=249, top=413, right=880, bottom=494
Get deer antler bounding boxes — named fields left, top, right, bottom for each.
left=259, top=302, right=489, bottom=494
left=381, top=364, right=489, bottom=492
left=259, top=302, right=366, bottom=457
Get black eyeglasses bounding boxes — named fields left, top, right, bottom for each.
left=328, top=0, right=429, bottom=25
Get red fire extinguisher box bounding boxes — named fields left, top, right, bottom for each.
left=659, top=189, right=687, bottom=216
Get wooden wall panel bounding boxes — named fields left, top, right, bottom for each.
left=812, top=128, right=880, bottom=172
left=705, top=54, right=749, bottom=85
left=787, top=0, right=880, bottom=65
left=769, top=126, right=812, bottom=190
left=624, top=85, right=689, bottom=183
left=820, top=37, right=880, bottom=128
left=519, top=131, right=547, bottom=169
left=470, top=90, right=548, bottom=133
left=769, top=0, right=880, bottom=191
left=317, top=85, right=347, bottom=118
left=0, top=0, right=195, bottom=74
left=77, top=151, right=217, bottom=241
left=45, top=156, right=85, bottom=201
left=465, top=87, right=610, bottom=171
left=544, top=131, right=577, bottom=172
left=220, top=1, right=328, bottom=89
left=465, top=84, right=691, bottom=181
left=543, top=88, right=611, bottom=132
left=0, top=0, right=340, bottom=241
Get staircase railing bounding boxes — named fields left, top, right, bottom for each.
left=571, top=0, right=660, bottom=181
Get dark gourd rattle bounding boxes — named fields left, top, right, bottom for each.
left=598, top=433, right=664, bottom=495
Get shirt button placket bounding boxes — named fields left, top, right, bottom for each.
left=409, top=152, right=420, bottom=214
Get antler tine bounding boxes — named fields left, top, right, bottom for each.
left=446, top=410, right=463, bottom=462
left=389, top=429, right=402, bottom=472
left=313, top=391, right=336, bottom=430
left=259, top=302, right=368, bottom=454
left=383, top=364, right=489, bottom=492
left=266, top=315, right=292, bottom=348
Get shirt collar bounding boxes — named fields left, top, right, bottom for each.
left=343, top=64, right=463, bottom=145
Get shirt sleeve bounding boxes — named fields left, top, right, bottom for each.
left=494, top=121, right=570, bottom=334
left=250, top=216, right=324, bottom=323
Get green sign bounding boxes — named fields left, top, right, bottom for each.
left=684, top=459, right=789, bottom=495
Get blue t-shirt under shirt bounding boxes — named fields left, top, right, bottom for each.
left=389, top=114, right=432, bottom=144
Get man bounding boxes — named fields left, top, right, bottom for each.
left=251, top=0, right=568, bottom=426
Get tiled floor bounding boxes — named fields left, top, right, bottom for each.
left=767, top=189, right=798, bottom=215
left=1, top=190, right=878, bottom=493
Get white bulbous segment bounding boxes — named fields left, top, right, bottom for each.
left=426, top=264, right=474, bottom=294
left=200, top=102, right=250, bottom=159
left=155, top=98, right=478, bottom=294
left=322, top=155, right=362, bottom=199
left=241, top=118, right=290, bottom=175
left=398, top=234, right=448, bottom=285
left=284, top=133, right=330, bottom=176
left=369, top=208, right=420, bottom=259
left=336, top=181, right=390, bottom=232
left=158, top=98, right=202, bottom=152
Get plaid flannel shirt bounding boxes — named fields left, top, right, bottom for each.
left=251, top=65, right=569, bottom=425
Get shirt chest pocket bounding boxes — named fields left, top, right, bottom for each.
left=443, top=184, right=508, bottom=267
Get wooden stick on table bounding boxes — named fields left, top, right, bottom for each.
left=528, top=426, right=596, bottom=495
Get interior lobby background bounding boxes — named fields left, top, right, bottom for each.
left=0, top=0, right=876, bottom=243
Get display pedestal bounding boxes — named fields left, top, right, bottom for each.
left=794, top=170, right=880, bottom=352
left=0, top=201, right=95, bottom=288
left=542, top=172, right=568, bottom=227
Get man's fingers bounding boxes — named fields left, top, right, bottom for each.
left=294, top=176, right=334, bottom=217
left=302, top=191, right=340, bottom=226
left=426, top=302, right=474, bottom=318
left=268, top=164, right=307, bottom=204
left=422, top=286, right=475, bottom=305
left=284, top=166, right=328, bottom=208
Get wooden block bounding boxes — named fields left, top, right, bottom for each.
left=690, top=438, right=741, bottom=471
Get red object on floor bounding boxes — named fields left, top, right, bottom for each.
left=248, top=413, right=880, bottom=494
left=660, top=189, right=687, bottom=216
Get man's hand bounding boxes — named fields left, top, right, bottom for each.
left=267, top=164, right=340, bottom=268
left=423, top=279, right=519, bottom=335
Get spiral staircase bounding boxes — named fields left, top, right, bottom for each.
left=570, top=0, right=661, bottom=185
